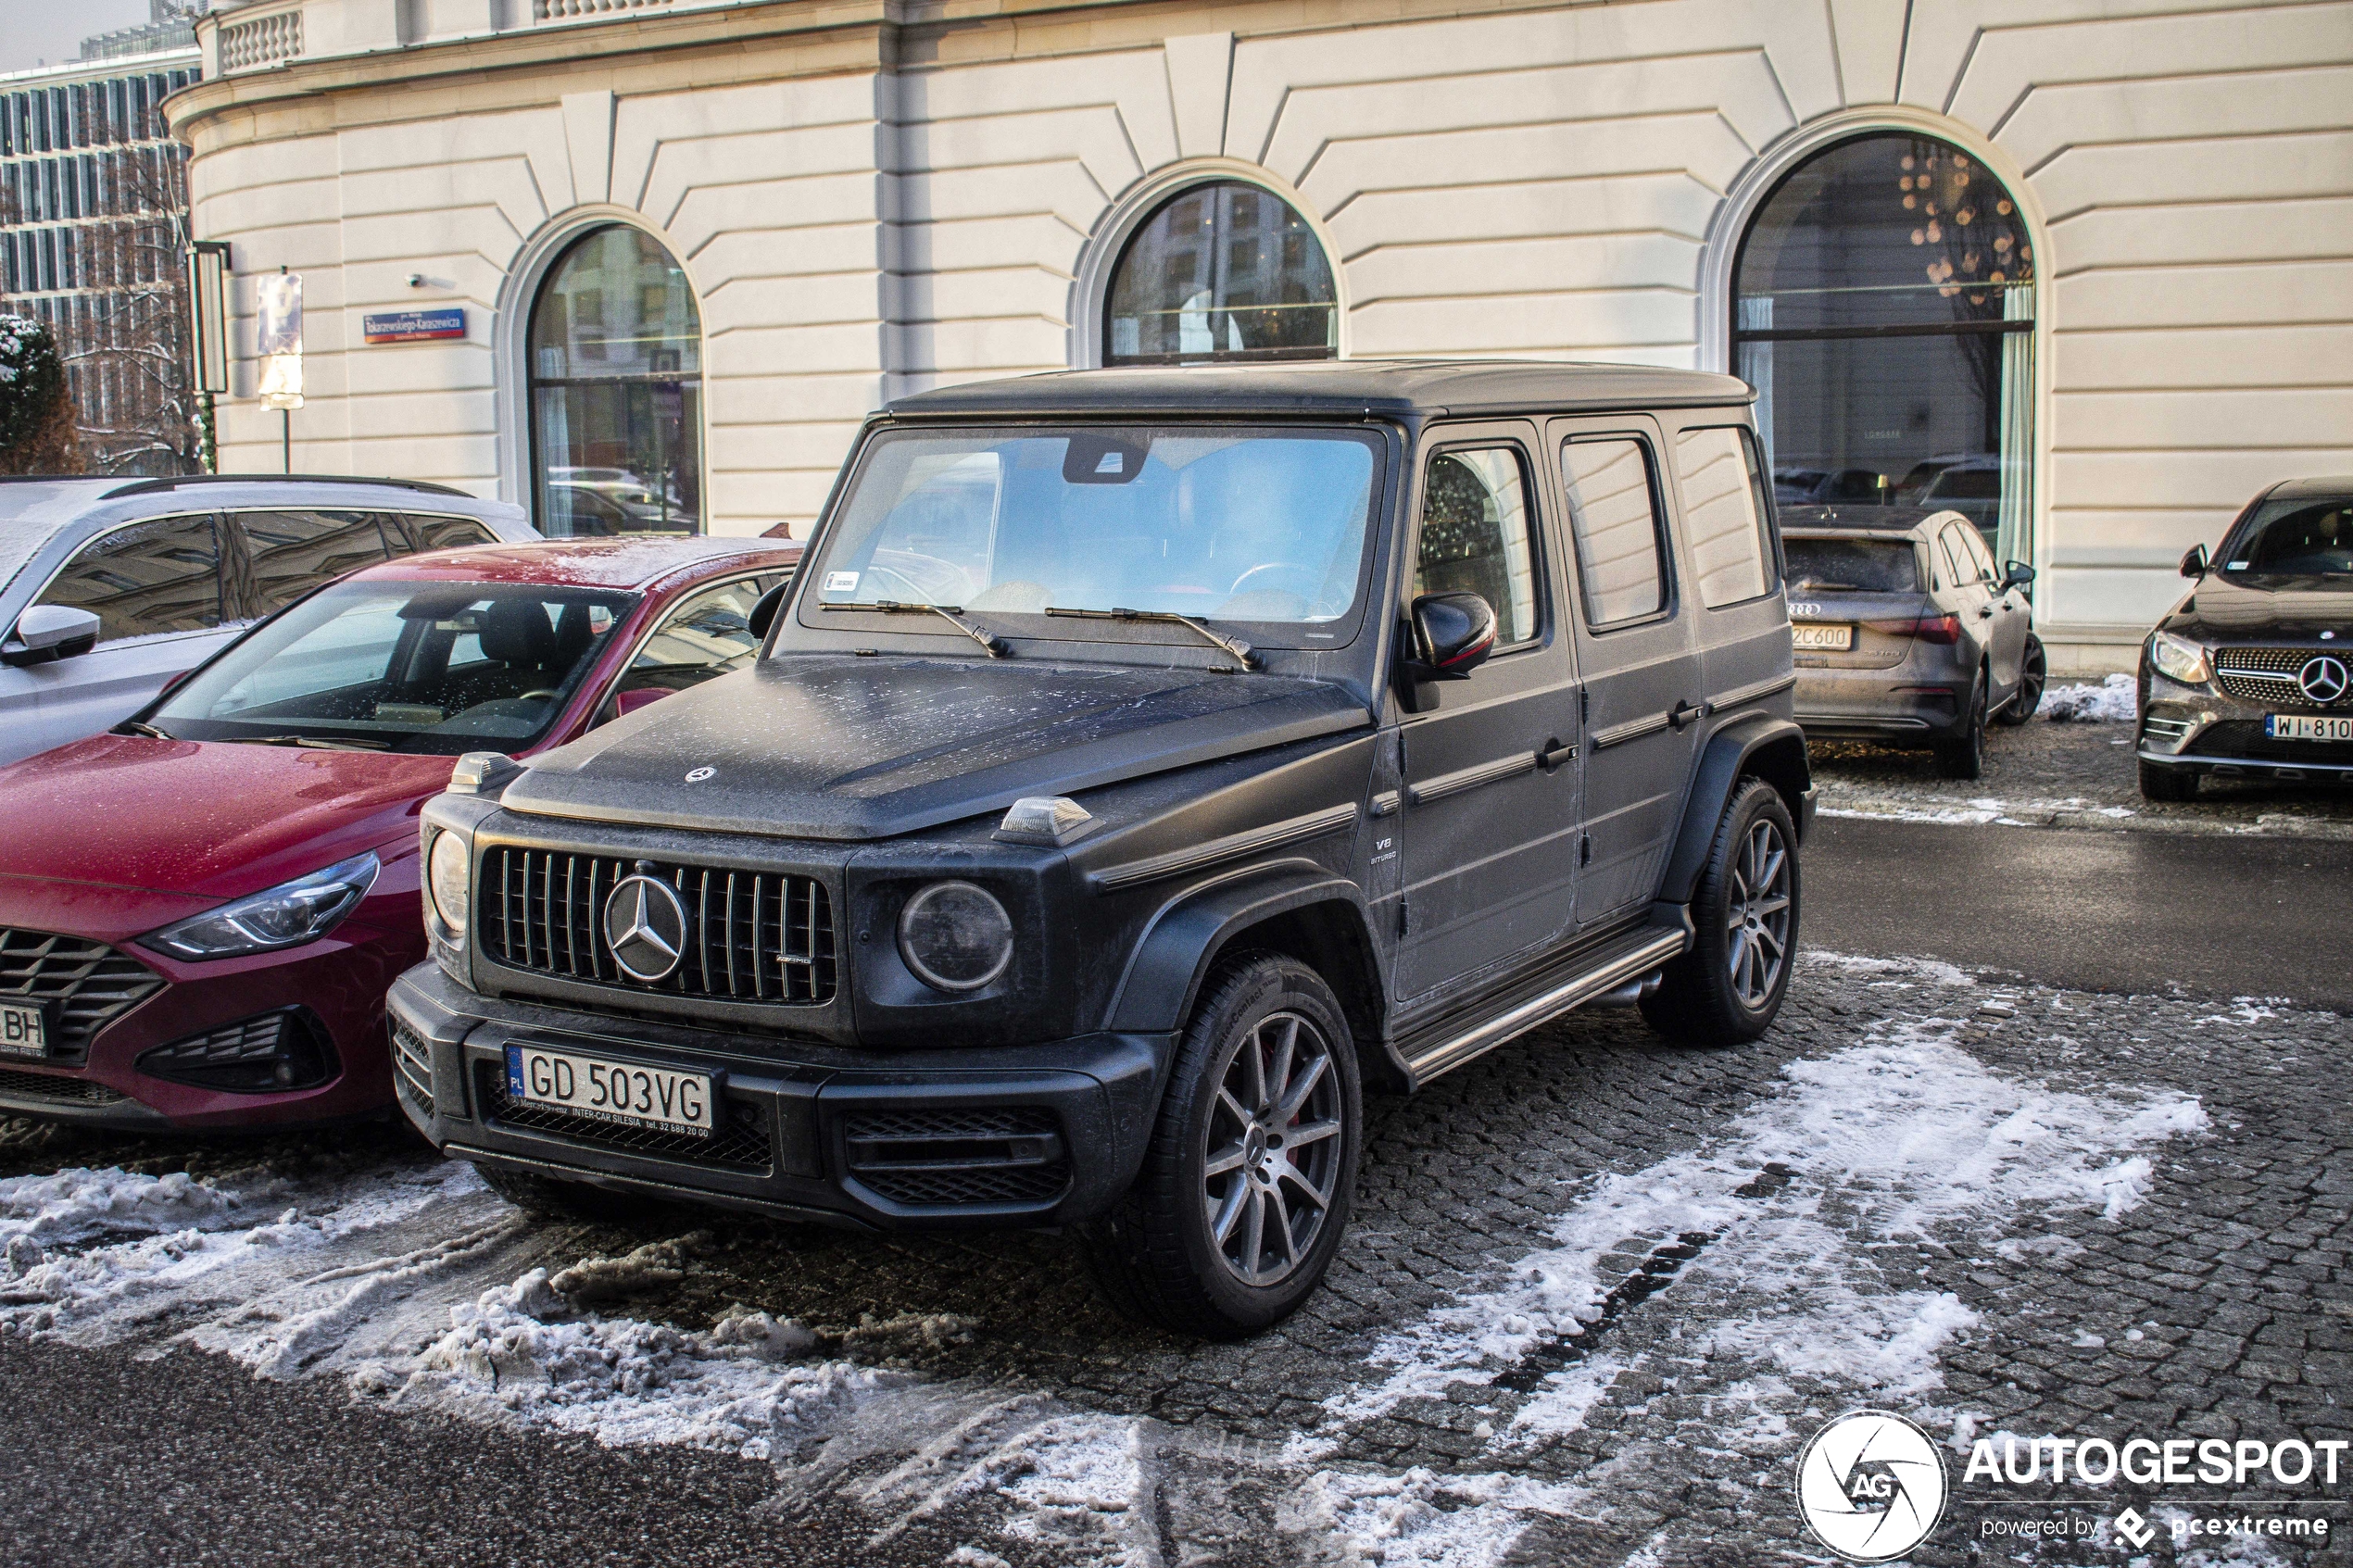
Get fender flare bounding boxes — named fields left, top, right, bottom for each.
left=1103, top=859, right=1383, bottom=1037
left=1656, top=714, right=1812, bottom=907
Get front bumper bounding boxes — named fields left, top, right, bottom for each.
left=2139, top=664, right=2353, bottom=784
left=388, top=961, right=1169, bottom=1231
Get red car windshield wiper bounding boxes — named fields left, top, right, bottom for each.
left=1045, top=606, right=1262, bottom=671
left=222, top=734, right=394, bottom=752
left=821, top=599, right=1011, bottom=658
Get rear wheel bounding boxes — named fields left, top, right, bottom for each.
left=1994, top=634, right=2046, bottom=725
left=1083, top=954, right=1362, bottom=1338
left=1935, top=672, right=1988, bottom=780
left=2139, top=759, right=2199, bottom=802
left=1642, top=779, right=1798, bottom=1047
left=476, top=1162, right=661, bottom=1224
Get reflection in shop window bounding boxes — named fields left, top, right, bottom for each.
left=528, top=225, right=703, bottom=537
left=1104, top=182, right=1337, bottom=366
left=1732, top=132, right=2035, bottom=567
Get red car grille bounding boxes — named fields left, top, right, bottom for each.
left=0, top=929, right=164, bottom=1062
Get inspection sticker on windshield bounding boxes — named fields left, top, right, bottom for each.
left=1791, top=622, right=1855, bottom=651
left=824, top=571, right=860, bottom=596
left=0, top=1002, right=47, bottom=1060
left=504, top=1043, right=715, bottom=1136
left=2266, top=714, right=2353, bottom=742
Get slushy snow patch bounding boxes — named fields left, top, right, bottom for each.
left=2043, top=672, right=2135, bottom=722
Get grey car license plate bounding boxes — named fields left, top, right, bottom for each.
left=0, top=1001, right=48, bottom=1060
left=2266, top=714, right=2353, bottom=742
left=504, top=1043, right=715, bottom=1136
left=1791, top=622, right=1855, bottom=651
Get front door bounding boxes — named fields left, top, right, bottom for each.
left=1393, top=426, right=1580, bottom=999
left=1551, top=417, right=1701, bottom=925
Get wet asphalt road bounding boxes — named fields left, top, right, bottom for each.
left=1, top=815, right=2344, bottom=1568
left=1807, top=815, right=2353, bottom=1010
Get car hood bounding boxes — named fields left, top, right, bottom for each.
left=2164, top=574, right=2353, bottom=641
left=503, top=655, right=1373, bottom=841
left=0, top=736, right=457, bottom=900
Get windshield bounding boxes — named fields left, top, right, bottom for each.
left=148, top=579, right=638, bottom=753
left=799, top=426, right=1382, bottom=646
left=1785, top=537, right=1919, bottom=594
left=2221, top=498, right=2353, bottom=577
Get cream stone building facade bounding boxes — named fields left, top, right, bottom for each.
left=170, top=0, right=2353, bottom=670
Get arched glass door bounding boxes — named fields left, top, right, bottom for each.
left=528, top=225, right=703, bottom=537
left=1104, top=181, right=1337, bottom=365
left=1733, top=133, right=2036, bottom=564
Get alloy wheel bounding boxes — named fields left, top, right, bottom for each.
left=1201, top=1010, right=1345, bottom=1287
left=1724, top=819, right=1792, bottom=1007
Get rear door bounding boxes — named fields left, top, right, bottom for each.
left=1551, top=415, right=1699, bottom=926
left=1393, top=424, right=1581, bottom=998
left=1955, top=520, right=2027, bottom=698
left=1667, top=420, right=1790, bottom=725
left=1937, top=521, right=2006, bottom=692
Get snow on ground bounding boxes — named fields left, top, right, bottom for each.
left=2043, top=673, right=2137, bottom=723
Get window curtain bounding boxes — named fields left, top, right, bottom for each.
left=1996, top=283, right=2035, bottom=570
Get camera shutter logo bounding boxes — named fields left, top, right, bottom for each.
left=1793, top=1410, right=1950, bottom=1562
left=603, top=875, right=688, bottom=983
left=2297, top=655, right=2348, bottom=705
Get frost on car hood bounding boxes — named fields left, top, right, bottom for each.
left=501, top=654, right=1371, bottom=841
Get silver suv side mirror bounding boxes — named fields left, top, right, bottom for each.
left=2, top=605, right=101, bottom=668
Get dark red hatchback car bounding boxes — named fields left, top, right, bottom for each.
left=0, top=536, right=799, bottom=1131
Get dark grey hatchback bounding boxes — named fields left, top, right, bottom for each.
left=392, top=361, right=1815, bottom=1336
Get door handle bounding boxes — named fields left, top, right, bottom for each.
left=1668, top=700, right=1706, bottom=731
left=1538, top=738, right=1577, bottom=771
left=1978, top=605, right=1996, bottom=619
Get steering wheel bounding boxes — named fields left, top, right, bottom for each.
left=1226, top=562, right=1322, bottom=601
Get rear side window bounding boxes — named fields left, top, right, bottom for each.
left=36, top=515, right=223, bottom=642
left=1785, top=537, right=1918, bottom=594
left=1673, top=426, right=1776, bottom=608
left=1939, top=525, right=1985, bottom=589
left=614, top=573, right=787, bottom=706
left=1416, top=445, right=1541, bottom=647
left=232, top=510, right=399, bottom=615
left=1561, top=437, right=1668, bottom=626
left=400, top=513, right=497, bottom=553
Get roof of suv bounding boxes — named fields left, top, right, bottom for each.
left=2263, top=475, right=2353, bottom=501
left=885, top=360, right=1755, bottom=420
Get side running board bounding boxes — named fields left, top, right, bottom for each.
left=1403, top=925, right=1691, bottom=1085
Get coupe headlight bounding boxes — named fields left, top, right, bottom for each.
left=141, top=851, right=380, bottom=961
left=427, top=830, right=471, bottom=938
left=2150, top=631, right=2211, bottom=685
left=897, top=880, right=1014, bottom=993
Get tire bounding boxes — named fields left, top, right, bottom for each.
left=1641, top=779, right=1799, bottom=1047
left=1082, top=954, right=1363, bottom=1338
left=2139, top=759, right=2199, bottom=802
left=1934, top=671, right=1988, bottom=780
left=476, top=1161, right=660, bottom=1224
left=1994, top=634, right=2046, bottom=726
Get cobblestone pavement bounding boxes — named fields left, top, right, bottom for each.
left=1812, top=712, right=2353, bottom=840
left=5, top=950, right=2345, bottom=1566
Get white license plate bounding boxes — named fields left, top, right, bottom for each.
left=504, top=1044, right=715, bottom=1136
left=2266, top=713, right=2353, bottom=741
left=1792, top=622, right=1855, bottom=651
left=0, top=1001, right=46, bottom=1060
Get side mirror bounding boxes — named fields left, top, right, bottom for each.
left=1, top=605, right=101, bottom=667
left=2180, top=543, right=2209, bottom=578
left=2002, top=559, right=2036, bottom=591
left=1410, top=592, right=1498, bottom=680
left=746, top=581, right=788, bottom=641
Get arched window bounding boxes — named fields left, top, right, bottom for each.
left=1104, top=181, right=1336, bottom=366
left=1733, top=132, right=2036, bottom=563
left=528, top=225, right=702, bottom=537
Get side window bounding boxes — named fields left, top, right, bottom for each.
left=1938, top=527, right=1976, bottom=592
left=1672, top=425, right=1776, bottom=608
left=35, top=515, right=223, bottom=642
left=610, top=574, right=785, bottom=711
left=1957, top=522, right=2000, bottom=584
left=1560, top=437, right=1668, bottom=626
left=1415, top=446, right=1540, bottom=648
left=400, top=514, right=498, bottom=553
left=232, top=510, right=397, bottom=615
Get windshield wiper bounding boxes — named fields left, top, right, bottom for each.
left=223, top=734, right=394, bottom=751
left=116, top=721, right=173, bottom=740
left=822, top=600, right=1010, bottom=658
left=1045, top=607, right=1262, bottom=671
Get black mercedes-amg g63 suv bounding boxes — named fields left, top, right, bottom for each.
left=392, top=361, right=1814, bottom=1337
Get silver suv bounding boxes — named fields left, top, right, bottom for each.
left=0, top=475, right=534, bottom=766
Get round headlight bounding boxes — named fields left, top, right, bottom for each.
left=897, top=881, right=1013, bottom=993
left=427, top=831, right=471, bottom=937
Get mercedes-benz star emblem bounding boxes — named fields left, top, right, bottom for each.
left=2298, top=655, right=2349, bottom=705
left=685, top=766, right=716, bottom=784
left=603, top=875, right=689, bottom=983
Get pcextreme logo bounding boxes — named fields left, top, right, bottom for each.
left=1794, top=1410, right=1952, bottom=1562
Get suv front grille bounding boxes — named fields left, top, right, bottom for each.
left=392, top=1022, right=434, bottom=1117
left=2216, top=647, right=2350, bottom=706
left=478, top=848, right=836, bottom=1005
left=0, top=929, right=164, bottom=1061
left=476, top=1062, right=773, bottom=1170
left=842, top=1106, right=1070, bottom=1209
